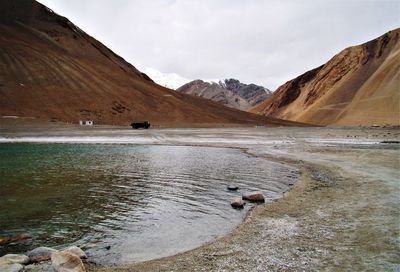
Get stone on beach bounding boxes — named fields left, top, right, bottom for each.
left=227, top=185, right=239, bottom=191
left=51, top=251, right=86, bottom=272
left=231, top=197, right=245, bottom=209
left=0, top=263, right=24, bottom=272
left=0, top=254, right=30, bottom=265
left=61, top=246, right=87, bottom=259
left=242, top=191, right=265, bottom=202
left=28, top=246, right=58, bottom=262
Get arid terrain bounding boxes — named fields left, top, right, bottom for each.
left=1, top=1, right=399, bottom=271
left=176, top=79, right=271, bottom=110
left=0, top=0, right=294, bottom=127
left=250, top=29, right=400, bottom=127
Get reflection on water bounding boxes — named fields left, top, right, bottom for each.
left=0, top=143, right=296, bottom=265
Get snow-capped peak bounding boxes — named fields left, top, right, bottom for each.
left=141, top=67, right=191, bottom=90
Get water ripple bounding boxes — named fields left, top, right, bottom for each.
left=0, top=143, right=298, bottom=265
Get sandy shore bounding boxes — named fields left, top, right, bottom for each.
left=78, top=128, right=399, bottom=271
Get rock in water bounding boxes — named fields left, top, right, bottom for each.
left=0, top=254, right=30, bottom=265
left=227, top=185, right=239, bottom=191
left=0, top=263, right=24, bottom=272
left=61, top=246, right=87, bottom=259
left=0, top=234, right=31, bottom=245
left=231, top=197, right=245, bottom=209
left=28, top=247, right=58, bottom=262
left=242, top=191, right=265, bottom=202
left=51, top=252, right=86, bottom=272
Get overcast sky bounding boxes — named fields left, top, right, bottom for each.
left=37, top=0, right=399, bottom=90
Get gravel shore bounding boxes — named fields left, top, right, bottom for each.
left=87, top=128, right=399, bottom=271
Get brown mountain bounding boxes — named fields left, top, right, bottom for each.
left=176, top=79, right=271, bottom=110
left=250, top=29, right=400, bottom=126
left=0, top=0, right=302, bottom=127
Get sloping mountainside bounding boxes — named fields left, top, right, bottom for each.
left=250, top=29, right=400, bottom=126
left=0, top=0, right=301, bottom=127
left=177, top=79, right=271, bottom=110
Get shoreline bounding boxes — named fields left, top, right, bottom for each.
left=88, top=130, right=399, bottom=271
left=88, top=149, right=314, bottom=272
left=1, top=127, right=398, bottom=271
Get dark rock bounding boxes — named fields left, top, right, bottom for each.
left=28, top=247, right=58, bottom=262
left=227, top=185, right=239, bottom=191
left=231, top=197, right=245, bottom=209
left=242, top=191, right=265, bottom=203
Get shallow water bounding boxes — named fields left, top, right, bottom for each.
left=0, top=140, right=296, bottom=265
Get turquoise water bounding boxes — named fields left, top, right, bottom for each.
left=0, top=142, right=296, bottom=265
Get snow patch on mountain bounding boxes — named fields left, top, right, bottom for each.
left=141, top=67, right=191, bottom=89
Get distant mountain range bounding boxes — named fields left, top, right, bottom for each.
left=0, top=0, right=301, bottom=127
left=250, top=28, right=400, bottom=126
left=177, top=79, right=272, bottom=110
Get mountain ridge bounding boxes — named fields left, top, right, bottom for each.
left=250, top=28, right=400, bottom=126
left=0, top=0, right=303, bottom=127
left=177, top=79, right=271, bottom=110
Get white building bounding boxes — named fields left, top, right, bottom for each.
left=79, top=120, right=93, bottom=126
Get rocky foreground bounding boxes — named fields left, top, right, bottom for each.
left=0, top=245, right=87, bottom=272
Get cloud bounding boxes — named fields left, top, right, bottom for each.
left=38, top=0, right=400, bottom=90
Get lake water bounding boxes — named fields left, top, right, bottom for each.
left=0, top=132, right=297, bottom=265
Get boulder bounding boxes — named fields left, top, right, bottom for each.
left=61, top=246, right=87, bottom=259
left=51, top=251, right=86, bottom=272
left=0, top=254, right=30, bottom=265
left=227, top=185, right=239, bottom=191
left=28, top=246, right=58, bottom=262
left=231, top=197, right=245, bottom=209
left=242, top=191, right=265, bottom=202
left=0, top=263, right=24, bottom=272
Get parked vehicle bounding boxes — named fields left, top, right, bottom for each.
left=131, top=121, right=150, bottom=129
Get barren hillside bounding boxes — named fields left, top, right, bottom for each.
left=177, top=79, right=271, bottom=110
left=0, top=0, right=303, bottom=127
left=250, top=29, right=400, bottom=126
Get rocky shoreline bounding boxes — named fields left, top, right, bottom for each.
left=1, top=128, right=398, bottom=271
left=90, top=129, right=399, bottom=271
left=0, top=188, right=272, bottom=272
left=0, top=245, right=87, bottom=272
